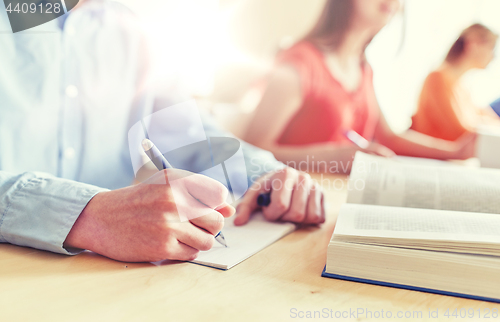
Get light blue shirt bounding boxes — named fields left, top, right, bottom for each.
left=0, top=1, right=281, bottom=255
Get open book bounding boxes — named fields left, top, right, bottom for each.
left=323, top=152, right=500, bottom=302
left=191, top=212, right=295, bottom=270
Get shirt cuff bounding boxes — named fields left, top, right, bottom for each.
left=0, top=172, right=108, bottom=255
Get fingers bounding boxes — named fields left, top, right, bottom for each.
left=164, top=240, right=200, bottom=261
left=364, top=143, right=396, bottom=158
left=456, top=131, right=477, bottom=159
left=236, top=168, right=327, bottom=226
left=262, top=168, right=297, bottom=221
left=174, top=223, right=216, bottom=252
left=303, top=182, right=325, bottom=224
left=233, top=202, right=255, bottom=226
left=216, top=202, right=236, bottom=218
left=190, top=210, right=225, bottom=236
left=182, top=172, right=229, bottom=209
left=280, top=173, right=311, bottom=223
left=234, top=174, right=272, bottom=226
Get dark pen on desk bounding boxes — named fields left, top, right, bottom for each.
left=141, top=138, right=228, bottom=247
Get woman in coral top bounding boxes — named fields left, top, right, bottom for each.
left=244, top=0, right=474, bottom=173
left=411, top=24, right=499, bottom=141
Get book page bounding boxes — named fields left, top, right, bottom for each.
left=334, top=204, right=500, bottom=254
left=191, top=212, right=295, bottom=270
left=476, top=125, right=500, bottom=169
left=347, top=152, right=500, bottom=214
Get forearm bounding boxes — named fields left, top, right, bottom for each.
left=200, top=112, right=284, bottom=185
left=262, top=142, right=357, bottom=174
left=380, top=130, right=458, bottom=160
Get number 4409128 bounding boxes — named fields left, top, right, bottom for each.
left=6, top=2, right=62, bottom=14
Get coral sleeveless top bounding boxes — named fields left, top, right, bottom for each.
left=275, top=41, right=380, bottom=145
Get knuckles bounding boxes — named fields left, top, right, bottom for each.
left=287, top=210, right=306, bottom=223
left=269, top=200, right=289, bottom=216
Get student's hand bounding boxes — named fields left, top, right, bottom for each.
left=362, top=142, right=396, bottom=158
left=234, top=168, right=325, bottom=226
left=64, top=169, right=235, bottom=262
left=323, top=143, right=395, bottom=173
left=452, top=132, right=477, bottom=159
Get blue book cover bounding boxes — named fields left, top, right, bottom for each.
left=321, top=266, right=500, bottom=304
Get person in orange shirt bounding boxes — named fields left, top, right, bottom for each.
left=244, top=0, right=475, bottom=173
left=411, top=24, right=499, bottom=141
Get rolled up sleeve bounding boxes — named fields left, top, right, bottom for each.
left=0, top=171, right=108, bottom=255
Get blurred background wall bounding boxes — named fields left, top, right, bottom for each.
left=116, top=0, right=500, bottom=135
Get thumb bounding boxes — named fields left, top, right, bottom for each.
left=234, top=177, right=269, bottom=226
left=234, top=184, right=263, bottom=226
left=234, top=202, right=256, bottom=226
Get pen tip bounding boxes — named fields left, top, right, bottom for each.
left=142, top=138, right=153, bottom=151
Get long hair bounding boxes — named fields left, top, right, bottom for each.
left=303, top=0, right=405, bottom=54
left=445, top=24, right=498, bottom=63
left=304, top=0, right=355, bottom=50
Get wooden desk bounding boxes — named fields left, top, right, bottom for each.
left=1, top=174, right=499, bottom=322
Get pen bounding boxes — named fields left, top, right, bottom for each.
left=344, top=130, right=370, bottom=149
left=141, top=138, right=228, bottom=248
left=257, top=192, right=271, bottom=207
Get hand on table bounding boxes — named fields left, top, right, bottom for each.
left=451, top=131, right=477, bottom=160
left=64, top=169, right=234, bottom=262
left=234, top=168, right=326, bottom=226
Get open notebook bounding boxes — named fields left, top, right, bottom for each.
left=191, top=212, right=296, bottom=270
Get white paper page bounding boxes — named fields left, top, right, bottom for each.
left=476, top=125, right=500, bottom=169
left=347, top=152, right=500, bottom=214
left=335, top=204, right=500, bottom=245
left=394, top=155, right=480, bottom=168
left=191, top=212, right=296, bottom=270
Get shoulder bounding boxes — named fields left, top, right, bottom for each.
left=276, top=41, right=322, bottom=65
left=424, top=70, right=449, bottom=86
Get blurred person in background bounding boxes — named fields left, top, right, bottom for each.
left=411, top=24, right=500, bottom=141
left=244, top=0, right=474, bottom=173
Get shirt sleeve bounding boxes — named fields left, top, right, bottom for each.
left=0, top=171, right=108, bottom=255
left=200, top=112, right=285, bottom=184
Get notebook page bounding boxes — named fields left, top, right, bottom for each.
left=347, top=152, right=500, bottom=214
left=191, top=212, right=295, bottom=270
left=334, top=204, right=500, bottom=245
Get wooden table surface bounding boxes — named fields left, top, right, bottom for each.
left=1, top=174, right=499, bottom=322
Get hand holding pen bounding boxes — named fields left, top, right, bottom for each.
left=344, top=130, right=395, bottom=158
left=142, top=139, right=229, bottom=247
left=64, top=150, right=233, bottom=262
left=234, top=168, right=325, bottom=226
